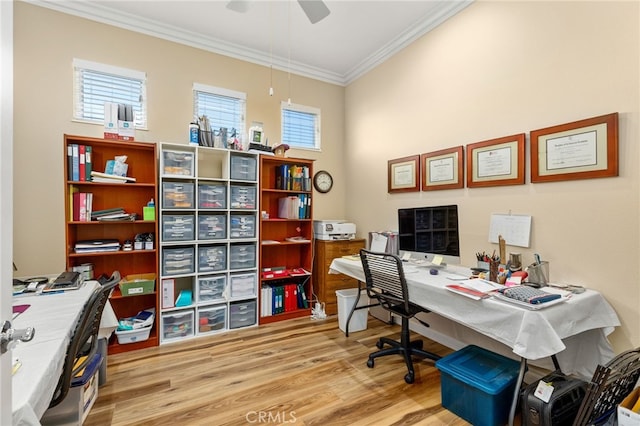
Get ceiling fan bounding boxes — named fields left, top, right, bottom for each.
left=226, top=0, right=331, bottom=24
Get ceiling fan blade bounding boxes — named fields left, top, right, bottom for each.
left=226, top=0, right=254, bottom=13
left=297, top=0, right=330, bottom=24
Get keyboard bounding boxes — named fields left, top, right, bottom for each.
left=498, top=285, right=561, bottom=304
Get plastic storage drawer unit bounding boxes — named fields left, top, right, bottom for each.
left=229, top=185, right=256, bottom=209
left=197, top=275, right=226, bottom=302
left=198, top=183, right=226, bottom=209
left=230, top=213, right=256, bottom=239
left=198, top=245, right=227, bottom=273
left=229, top=273, right=257, bottom=298
left=162, top=246, right=195, bottom=276
left=198, top=213, right=226, bottom=240
left=229, top=300, right=256, bottom=329
left=162, top=214, right=195, bottom=241
left=435, top=345, right=520, bottom=426
left=198, top=305, right=227, bottom=334
left=162, top=310, right=194, bottom=341
left=162, top=182, right=194, bottom=209
left=229, top=243, right=256, bottom=270
left=162, top=150, right=194, bottom=177
left=230, top=155, right=257, bottom=181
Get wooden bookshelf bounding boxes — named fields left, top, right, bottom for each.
left=63, top=134, right=159, bottom=354
left=259, top=155, right=313, bottom=324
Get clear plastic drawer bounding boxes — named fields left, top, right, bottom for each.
left=198, top=244, right=227, bottom=273
left=230, top=155, right=257, bottom=181
left=198, top=183, right=226, bottom=209
left=197, top=305, right=227, bottom=334
left=162, top=246, right=195, bottom=276
left=162, top=214, right=195, bottom=241
left=229, top=243, right=256, bottom=270
left=162, top=310, right=194, bottom=341
left=229, top=300, right=257, bottom=329
left=163, top=182, right=195, bottom=209
left=197, top=275, right=226, bottom=302
left=230, top=213, right=256, bottom=239
left=229, top=185, right=256, bottom=210
left=198, top=213, right=227, bottom=240
left=229, top=273, right=257, bottom=298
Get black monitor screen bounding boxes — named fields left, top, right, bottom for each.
left=398, top=205, right=459, bottom=257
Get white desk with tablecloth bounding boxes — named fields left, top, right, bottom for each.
left=11, top=281, right=118, bottom=426
left=329, top=257, right=621, bottom=425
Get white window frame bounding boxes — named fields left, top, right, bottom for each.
left=281, top=102, right=321, bottom=151
left=72, top=58, right=147, bottom=129
left=193, top=83, right=246, bottom=138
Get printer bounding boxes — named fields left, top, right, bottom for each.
left=313, top=220, right=356, bottom=240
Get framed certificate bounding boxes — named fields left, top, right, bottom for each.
left=530, top=112, right=618, bottom=183
left=388, top=155, right=419, bottom=193
left=421, top=146, right=463, bottom=191
left=467, top=134, right=525, bottom=188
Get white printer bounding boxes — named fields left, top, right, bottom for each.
left=313, top=220, right=356, bottom=240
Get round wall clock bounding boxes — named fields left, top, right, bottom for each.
left=313, top=170, right=333, bottom=193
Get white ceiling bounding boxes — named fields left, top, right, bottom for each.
left=28, top=0, right=472, bottom=85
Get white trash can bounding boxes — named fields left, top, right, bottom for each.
left=336, top=288, right=369, bottom=333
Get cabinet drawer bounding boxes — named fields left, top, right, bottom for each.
left=229, top=300, right=257, bottom=329
left=325, top=275, right=360, bottom=293
left=197, top=305, right=227, bottom=334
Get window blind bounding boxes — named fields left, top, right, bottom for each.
left=282, top=103, right=321, bottom=150
left=193, top=83, right=246, bottom=135
left=73, top=59, right=147, bottom=128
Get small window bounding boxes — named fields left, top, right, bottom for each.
left=193, top=83, right=246, bottom=136
left=73, top=59, right=147, bottom=129
left=281, top=102, right=321, bottom=151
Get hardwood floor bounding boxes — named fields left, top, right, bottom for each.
left=86, top=315, right=474, bottom=425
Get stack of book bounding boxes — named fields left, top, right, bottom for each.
left=74, top=239, right=121, bottom=253
left=67, top=144, right=92, bottom=182
left=91, top=207, right=137, bottom=222
left=71, top=192, right=93, bottom=222
left=91, top=171, right=136, bottom=184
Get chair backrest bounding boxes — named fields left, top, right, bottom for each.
left=49, top=272, right=120, bottom=408
left=360, top=249, right=410, bottom=314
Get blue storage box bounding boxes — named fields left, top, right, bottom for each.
left=435, top=345, right=520, bottom=426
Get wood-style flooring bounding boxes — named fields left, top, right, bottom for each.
left=86, top=315, right=477, bottom=425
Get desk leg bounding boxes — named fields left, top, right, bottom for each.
left=509, top=357, right=527, bottom=426
left=344, top=282, right=362, bottom=337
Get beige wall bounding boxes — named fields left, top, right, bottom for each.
left=13, top=1, right=639, bottom=354
left=12, top=2, right=346, bottom=276
left=345, top=1, right=640, bottom=353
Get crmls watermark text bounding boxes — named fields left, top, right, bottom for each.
left=246, top=411, right=297, bottom=423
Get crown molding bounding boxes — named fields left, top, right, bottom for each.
left=25, top=0, right=472, bottom=87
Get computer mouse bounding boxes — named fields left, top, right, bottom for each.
left=429, top=268, right=439, bottom=275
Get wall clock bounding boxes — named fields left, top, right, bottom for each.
left=313, top=170, right=333, bottom=193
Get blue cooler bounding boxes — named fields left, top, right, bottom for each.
left=435, top=345, right=520, bottom=426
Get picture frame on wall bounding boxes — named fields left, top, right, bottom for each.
left=466, top=133, right=525, bottom=188
left=530, top=112, right=618, bottom=183
left=420, top=146, right=464, bottom=191
left=388, top=155, right=420, bottom=193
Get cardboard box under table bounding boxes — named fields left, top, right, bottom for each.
left=435, top=345, right=520, bottom=426
left=119, top=273, right=156, bottom=296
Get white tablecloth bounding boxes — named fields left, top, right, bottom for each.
left=11, top=281, right=118, bottom=426
left=329, top=258, right=621, bottom=378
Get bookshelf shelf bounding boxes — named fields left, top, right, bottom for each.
left=259, top=155, right=314, bottom=324
left=63, top=134, right=159, bottom=355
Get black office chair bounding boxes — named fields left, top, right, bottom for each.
left=360, top=249, right=441, bottom=384
left=573, top=347, right=640, bottom=426
left=48, top=271, right=120, bottom=409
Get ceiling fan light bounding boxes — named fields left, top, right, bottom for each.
left=226, top=0, right=253, bottom=13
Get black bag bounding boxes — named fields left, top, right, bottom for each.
left=521, top=371, right=587, bottom=426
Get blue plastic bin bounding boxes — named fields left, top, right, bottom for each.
left=435, top=345, right=520, bottom=426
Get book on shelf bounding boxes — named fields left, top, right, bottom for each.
left=74, top=239, right=121, bottom=253
left=85, top=145, right=92, bottom=181
left=71, top=144, right=80, bottom=181
left=79, top=144, right=86, bottom=182
left=91, top=207, right=125, bottom=219
left=72, top=192, right=93, bottom=222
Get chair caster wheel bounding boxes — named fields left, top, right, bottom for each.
left=376, top=341, right=384, bottom=349
left=367, top=358, right=374, bottom=368
left=404, top=373, right=415, bottom=384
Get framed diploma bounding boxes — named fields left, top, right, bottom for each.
left=530, top=112, right=618, bottom=183
left=421, top=146, right=464, bottom=191
left=388, top=155, right=420, bottom=193
left=467, top=134, right=525, bottom=188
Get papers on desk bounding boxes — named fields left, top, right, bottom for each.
left=445, top=279, right=504, bottom=300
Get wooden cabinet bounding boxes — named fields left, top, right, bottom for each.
left=157, top=143, right=260, bottom=344
left=63, top=134, right=159, bottom=354
left=259, top=156, right=313, bottom=324
left=313, top=239, right=366, bottom=315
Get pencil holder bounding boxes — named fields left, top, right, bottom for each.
left=527, top=261, right=549, bottom=285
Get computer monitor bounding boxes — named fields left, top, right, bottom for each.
left=398, top=204, right=460, bottom=265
